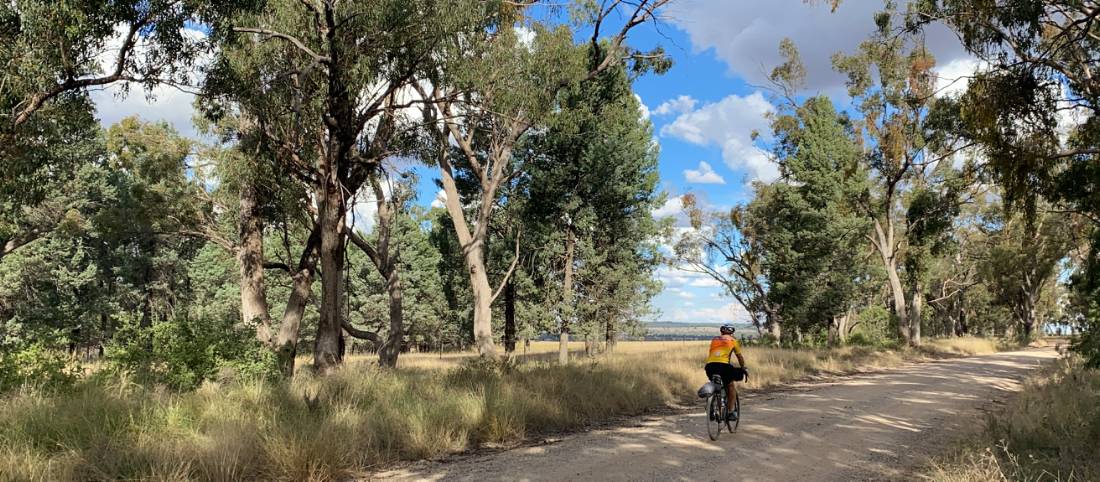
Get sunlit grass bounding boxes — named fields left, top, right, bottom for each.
left=1, top=337, right=1007, bottom=481
left=922, top=356, right=1100, bottom=482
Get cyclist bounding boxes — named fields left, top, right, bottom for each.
left=705, top=324, right=747, bottom=420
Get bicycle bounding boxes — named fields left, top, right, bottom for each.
left=704, top=373, right=741, bottom=441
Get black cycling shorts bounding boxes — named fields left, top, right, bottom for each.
left=705, top=362, right=745, bottom=384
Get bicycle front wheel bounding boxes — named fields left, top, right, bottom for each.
left=706, top=393, right=723, bottom=441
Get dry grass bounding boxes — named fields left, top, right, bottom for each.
left=355, top=337, right=1003, bottom=371
left=1, top=337, right=1004, bottom=481
left=923, top=357, right=1100, bottom=482
left=917, top=336, right=1003, bottom=357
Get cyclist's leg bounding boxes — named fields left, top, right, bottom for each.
left=724, top=365, right=739, bottom=419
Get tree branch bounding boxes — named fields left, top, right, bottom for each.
left=490, top=233, right=522, bottom=304
left=233, top=27, right=332, bottom=66
left=12, top=17, right=147, bottom=127
left=342, top=320, right=382, bottom=344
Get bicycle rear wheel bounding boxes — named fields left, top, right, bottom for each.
left=706, top=393, right=723, bottom=440
left=729, top=391, right=740, bottom=433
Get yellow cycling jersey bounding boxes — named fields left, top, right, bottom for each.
left=704, top=335, right=742, bottom=364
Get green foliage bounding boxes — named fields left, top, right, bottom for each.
left=911, top=0, right=1100, bottom=355
left=106, top=316, right=278, bottom=390
left=348, top=205, right=450, bottom=351
left=750, top=96, right=870, bottom=334
left=519, top=58, right=665, bottom=345
left=850, top=305, right=894, bottom=345
left=0, top=341, right=80, bottom=392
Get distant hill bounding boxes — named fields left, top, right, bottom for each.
left=643, top=321, right=757, bottom=340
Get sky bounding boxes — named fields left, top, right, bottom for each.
left=90, top=0, right=976, bottom=325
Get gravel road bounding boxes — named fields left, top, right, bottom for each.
left=372, top=348, right=1058, bottom=482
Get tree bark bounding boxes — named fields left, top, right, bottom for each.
left=764, top=307, right=782, bottom=344
left=313, top=180, right=346, bottom=373
left=377, top=263, right=403, bottom=367
left=558, top=227, right=576, bottom=364
left=604, top=315, right=616, bottom=353
left=431, top=131, right=500, bottom=358
left=886, top=264, right=910, bottom=343
left=238, top=180, right=273, bottom=344
left=504, top=278, right=516, bottom=353
left=1018, top=275, right=1039, bottom=341
left=0, top=229, right=43, bottom=262
left=830, top=312, right=851, bottom=346
left=275, top=264, right=314, bottom=376
left=467, top=246, right=496, bottom=357
left=873, top=218, right=910, bottom=344
left=348, top=175, right=405, bottom=368
left=908, top=289, right=923, bottom=347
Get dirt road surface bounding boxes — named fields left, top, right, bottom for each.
left=372, top=348, right=1058, bottom=482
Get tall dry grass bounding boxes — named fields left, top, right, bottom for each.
left=1, top=337, right=1002, bottom=481
left=923, top=356, right=1100, bottom=482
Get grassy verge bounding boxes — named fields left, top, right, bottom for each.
left=0, top=337, right=1003, bottom=481
left=922, top=356, right=1100, bottom=482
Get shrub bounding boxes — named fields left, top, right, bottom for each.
left=1070, top=300, right=1100, bottom=368
left=106, top=316, right=279, bottom=390
left=0, top=341, right=80, bottom=392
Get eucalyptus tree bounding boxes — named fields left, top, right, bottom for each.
left=1, top=0, right=230, bottom=129
left=1, top=0, right=239, bottom=262
left=672, top=197, right=780, bottom=341
left=907, top=0, right=1100, bottom=362
left=194, top=130, right=320, bottom=375
left=832, top=6, right=973, bottom=346
left=345, top=176, right=422, bottom=367
left=202, top=0, right=500, bottom=372
left=981, top=210, right=1076, bottom=340
left=416, top=0, right=672, bottom=357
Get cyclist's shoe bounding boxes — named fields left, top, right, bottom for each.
left=726, top=411, right=739, bottom=422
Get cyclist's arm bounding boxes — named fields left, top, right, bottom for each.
left=729, top=341, right=746, bottom=368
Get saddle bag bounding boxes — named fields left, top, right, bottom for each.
left=697, top=382, right=720, bottom=398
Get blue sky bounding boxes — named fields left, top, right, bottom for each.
left=90, top=0, right=976, bottom=325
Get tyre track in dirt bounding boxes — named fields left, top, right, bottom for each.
left=370, top=348, right=1058, bottom=482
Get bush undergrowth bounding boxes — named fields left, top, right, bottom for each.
left=0, top=337, right=1004, bottom=481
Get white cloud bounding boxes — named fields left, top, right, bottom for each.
left=634, top=93, right=651, bottom=120
left=661, top=92, right=778, bottom=182
left=91, top=25, right=208, bottom=139
left=92, top=84, right=201, bottom=139
left=348, top=177, right=400, bottom=234
left=430, top=189, right=448, bottom=209
left=669, top=302, right=750, bottom=324
left=689, top=277, right=721, bottom=288
left=652, top=195, right=685, bottom=220
left=514, top=25, right=536, bottom=48
left=655, top=265, right=722, bottom=290
left=1054, top=82, right=1092, bottom=146
left=934, top=57, right=981, bottom=98
left=683, top=161, right=726, bottom=184
left=667, top=0, right=970, bottom=95
left=652, top=95, right=698, bottom=116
